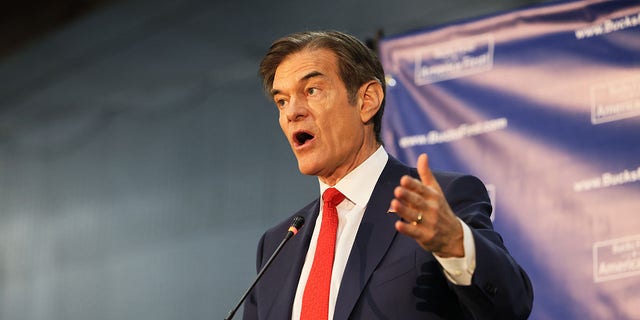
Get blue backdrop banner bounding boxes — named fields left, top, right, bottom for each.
left=379, top=0, right=640, bottom=319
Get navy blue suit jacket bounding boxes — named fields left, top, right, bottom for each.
left=243, top=156, right=533, bottom=319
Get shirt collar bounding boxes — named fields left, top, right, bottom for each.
left=318, top=146, right=388, bottom=207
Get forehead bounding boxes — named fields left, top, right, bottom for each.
left=272, top=48, right=340, bottom=89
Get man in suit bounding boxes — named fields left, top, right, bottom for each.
left=243, top=30, right=533, bottom=319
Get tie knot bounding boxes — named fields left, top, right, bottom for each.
left=322, top=188, right=345, bottom=208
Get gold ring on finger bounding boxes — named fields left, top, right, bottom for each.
left=412, top=213, right=423, bottom=225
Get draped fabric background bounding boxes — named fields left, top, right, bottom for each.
left=379, top=1, right=640, bottom=319
left=5, top=0, right=639, bottom=319
left=1, top=0, right=554, bottom=319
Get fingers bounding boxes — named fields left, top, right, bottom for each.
left=392, top=184, right=438, bottom=218
left=391, top=196, right=430, bottom=240
left=395, top=219, right=426, bottom=240
left=391, top=153, right=441, bottom=224
left=390, top=153, right=463, bottom=256
left=394, top=154, right=441, bottom=201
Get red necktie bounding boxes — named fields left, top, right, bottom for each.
left=300, top=188, right=345, bottom=320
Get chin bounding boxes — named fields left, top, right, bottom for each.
left=296, top=159, right=322, bottom=177
left=297, top=164, right=317, bottom=176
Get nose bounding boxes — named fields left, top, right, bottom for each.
left=284, top=96, right=308, bottom=122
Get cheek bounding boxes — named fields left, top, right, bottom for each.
left=278, top=114, right=288, bottom=134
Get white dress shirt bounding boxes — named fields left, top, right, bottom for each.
left=291, top=146, right=476, bottom=320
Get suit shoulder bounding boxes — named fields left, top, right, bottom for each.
left=387, top=154, right=475, bottom=181
left=432, top=171, right=485, bottom=189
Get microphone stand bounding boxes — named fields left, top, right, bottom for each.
left=224, top=216, right=304, bottom=320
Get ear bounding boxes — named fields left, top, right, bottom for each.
left=358, top=80, right=384, bottom=124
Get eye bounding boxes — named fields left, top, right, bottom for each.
left=275, top=98, right=287, bottom=109
left=306, top=87, right=318, bottom=96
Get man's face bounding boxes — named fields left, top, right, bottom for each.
left=271, top=48, right=372, bottom=185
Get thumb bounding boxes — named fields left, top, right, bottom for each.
left=417, top=153, right=438, bottom=189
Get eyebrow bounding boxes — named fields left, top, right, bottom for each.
left=270, top=71, right=325, bottom=97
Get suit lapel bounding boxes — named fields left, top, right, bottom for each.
left=333, top=157, right=411, bottom=319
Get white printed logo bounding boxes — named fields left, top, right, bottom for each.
left=593, top=234, right=640, bottom=282
left=573, top=166, right=640, bottom=192
left=575, top=12, right=640, bottom=40
left=398, top=118, right=507, bottom=148
left=413, top=34, right=494, bottom=85
left=590, top=76, right=640, bottom=124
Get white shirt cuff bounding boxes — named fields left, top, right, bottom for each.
left=433, top=218, right=476, bottom=286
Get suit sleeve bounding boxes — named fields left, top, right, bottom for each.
left=442, top=174, right=534, bottom=320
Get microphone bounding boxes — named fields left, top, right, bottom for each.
left=224, top=216, right=305, bottom=320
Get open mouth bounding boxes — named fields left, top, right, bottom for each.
left=294, top=131, right=315, bottom=146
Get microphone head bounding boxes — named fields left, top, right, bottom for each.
left=287, top=216, right=305, bottom=236
left=292, top=216, right=305, bottom=229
